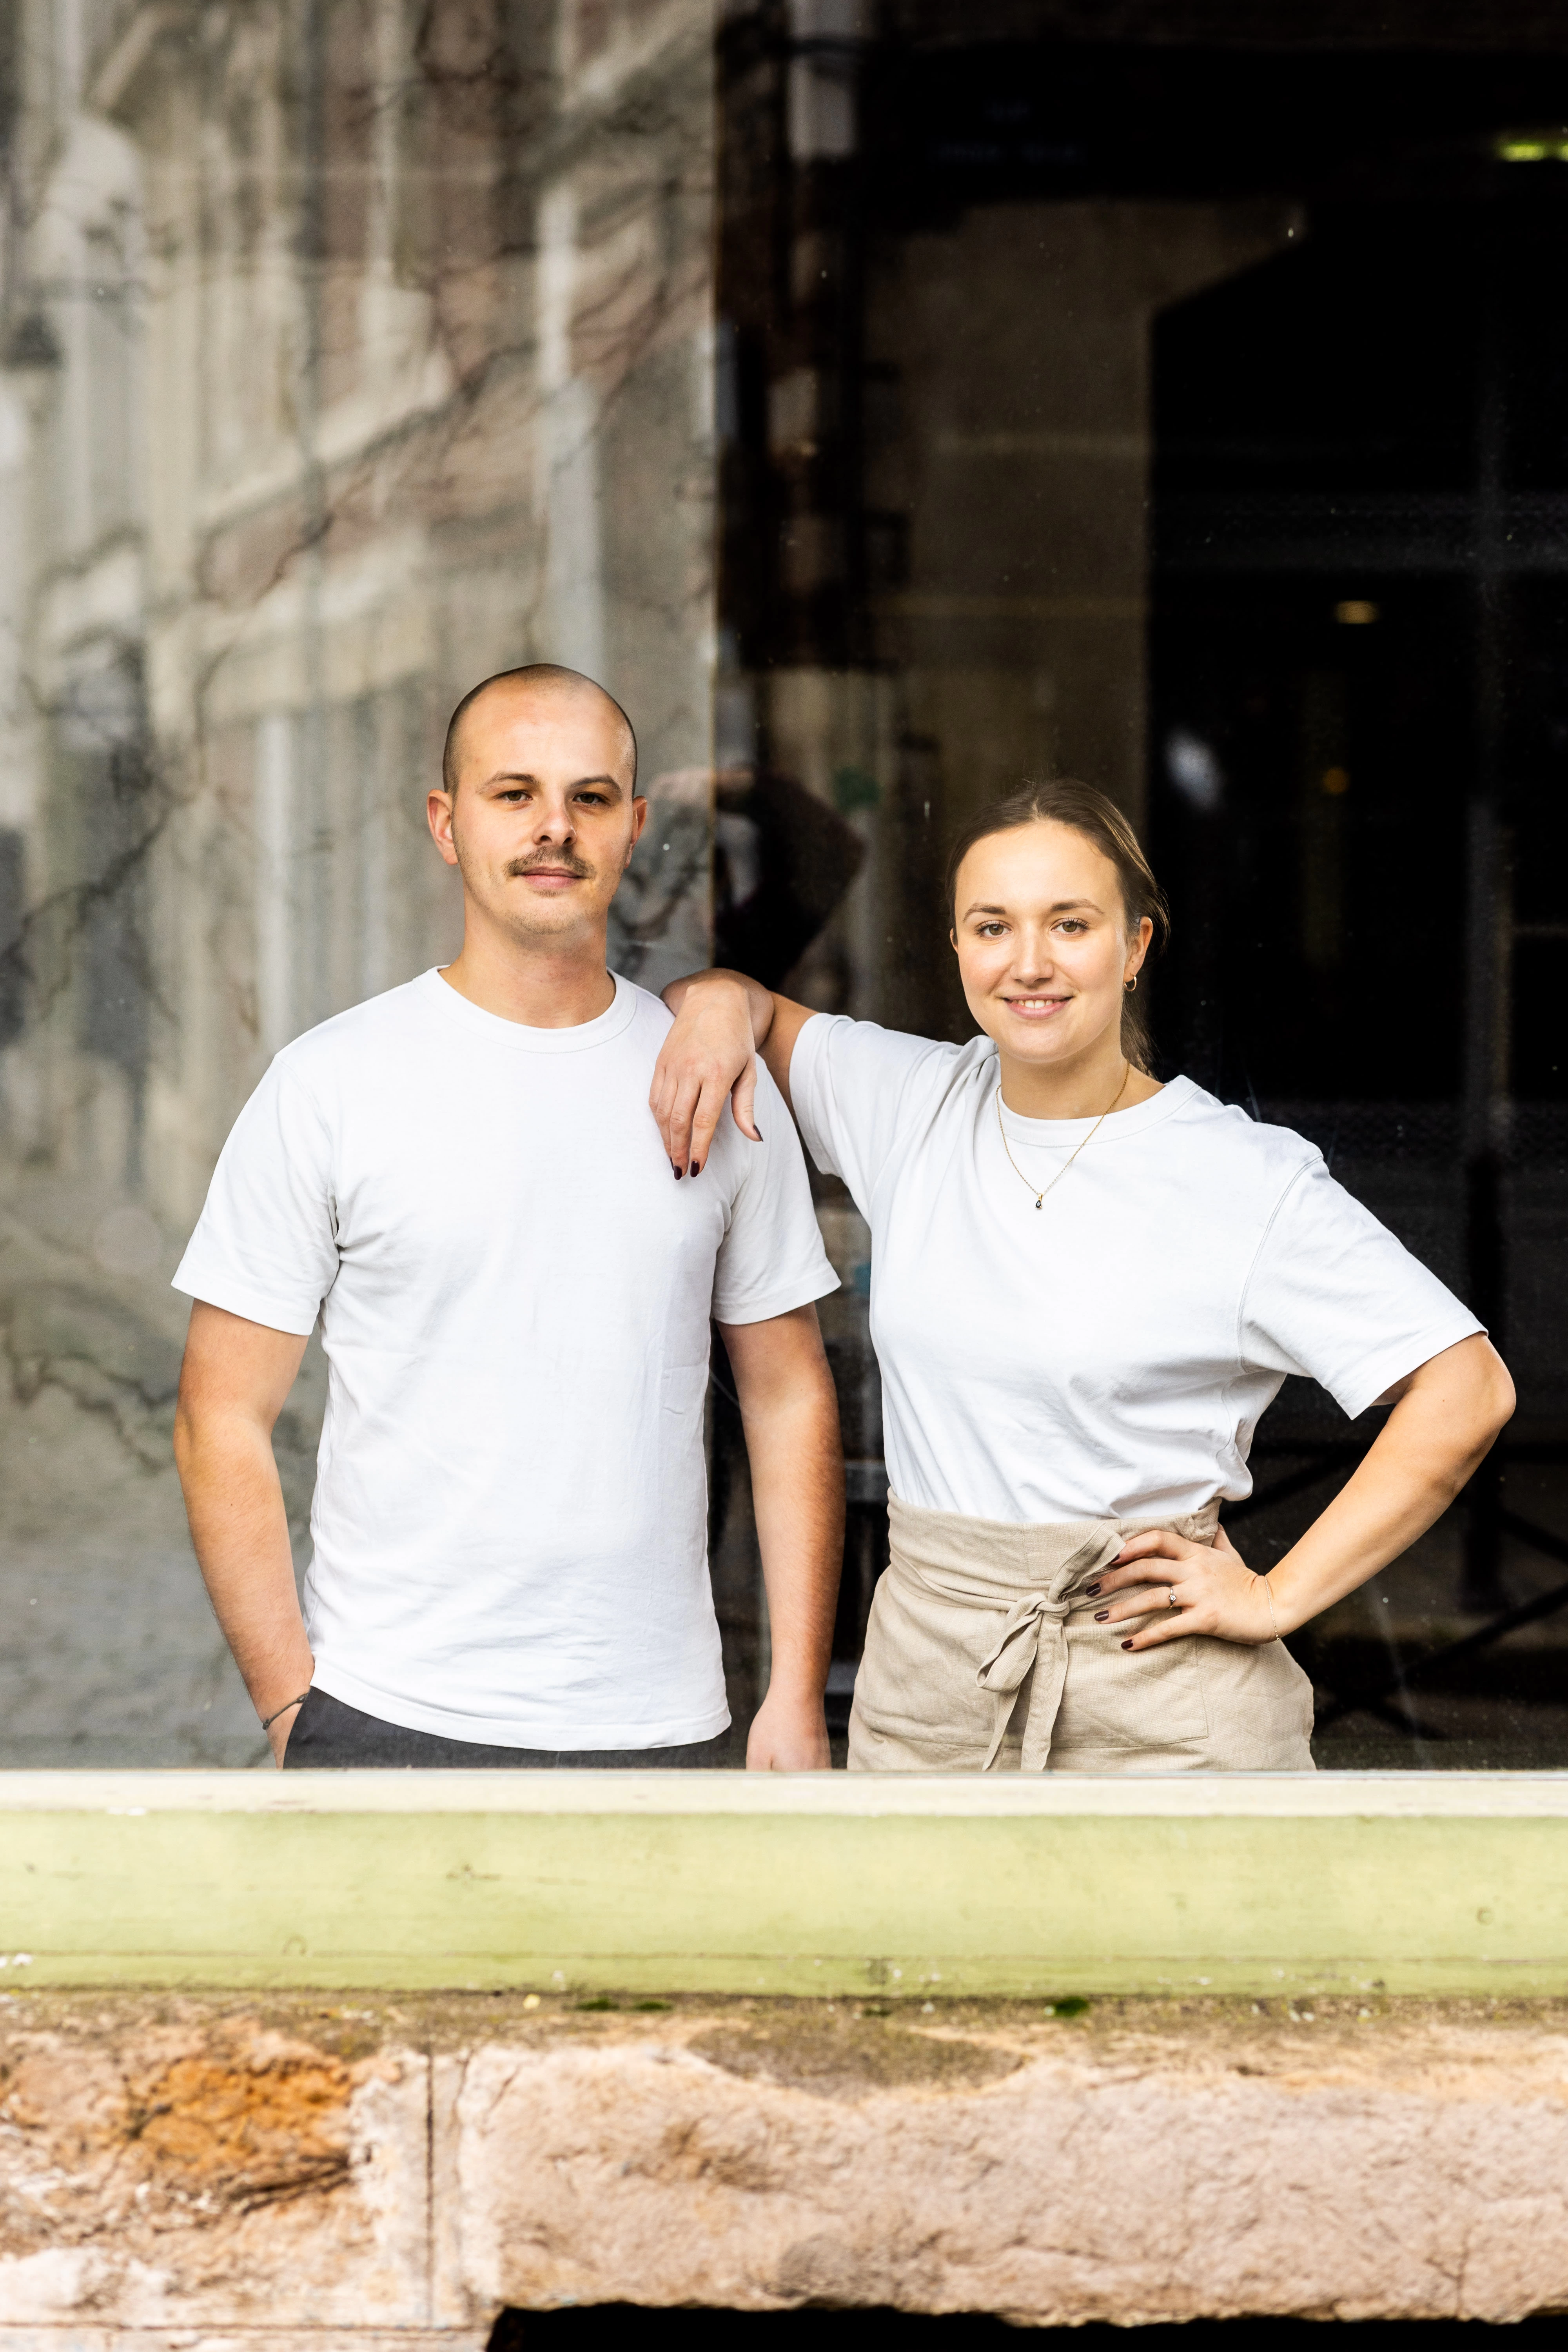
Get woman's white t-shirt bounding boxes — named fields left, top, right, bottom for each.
left=789, top=1018, right=1483, bottom=1524
left=173, top=971, right=837, bottom=1748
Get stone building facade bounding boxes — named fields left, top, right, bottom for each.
left=0, top=0, right=720, bottom=1762
left=3, top=0, right=717, bottom=1231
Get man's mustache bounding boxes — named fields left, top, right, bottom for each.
left=505, top=850, right=594, bottom=880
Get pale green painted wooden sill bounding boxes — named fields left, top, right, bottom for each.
left=0, top=1771, right=1564, bottom=1996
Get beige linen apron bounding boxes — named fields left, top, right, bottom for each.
left=847, top=1495, right=1315, bottom=1772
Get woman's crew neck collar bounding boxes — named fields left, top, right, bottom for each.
left=995, top=1069, right=1198, bottom=1143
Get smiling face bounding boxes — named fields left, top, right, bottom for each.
left=427, top=677, right=645, bottom=952
left=951, top=818, right=1152, bottom=1078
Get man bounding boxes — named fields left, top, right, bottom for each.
left=172, top=665, right=843, bottom=1768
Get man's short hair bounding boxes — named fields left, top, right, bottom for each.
left=441, top=664, right=639, bottom=797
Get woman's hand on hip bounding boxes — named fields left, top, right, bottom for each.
left=1086, top=1525, right=1280, bottom=1650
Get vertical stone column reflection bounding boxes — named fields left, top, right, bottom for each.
left=536, top=179, right=607, bottom=688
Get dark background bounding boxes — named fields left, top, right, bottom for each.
left=714, top=4, right=1568, bottom=1762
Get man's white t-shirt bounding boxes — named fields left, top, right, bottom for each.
left=174, top=971, right=837, bottom=1748
left=789, top=1018, right=1483, bottom=1524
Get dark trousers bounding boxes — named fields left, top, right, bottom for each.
left=280, top=1685, right=730, bottom=1768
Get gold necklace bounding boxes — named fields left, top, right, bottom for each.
left=995, top=1060, right=1130, bottom=1210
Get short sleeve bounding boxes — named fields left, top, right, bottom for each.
left=789, top=1014, right=961, bottom=1215
left=711, top=1060, right=839, bottom=1326
left=1240, top=1155, right=1485, bottom=1420
left=172, top=1058, right=340, bottom=1335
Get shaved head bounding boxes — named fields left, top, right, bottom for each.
left=442, top=664, right=638, bottom=798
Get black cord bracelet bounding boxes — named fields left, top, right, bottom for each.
left=261, top=1689, right=312, bottom=1731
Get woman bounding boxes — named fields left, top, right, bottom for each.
left=652, top=781, right=1513, bottom=1771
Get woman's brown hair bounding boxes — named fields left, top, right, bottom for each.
left=944, top=779, right=1172, bottom=1074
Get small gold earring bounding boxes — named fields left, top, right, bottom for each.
left=1125, top=973, right=1138, bottom=994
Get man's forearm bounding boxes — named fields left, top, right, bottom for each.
left=745, top=1381, right=843, bottom=1699
left=662, top=967, right=775, bottom=1045
left=701, top=1307, right=843, bottom=1767
left=175, top=1410, right=313, bottom=1745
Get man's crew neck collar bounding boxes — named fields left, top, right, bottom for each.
left=422, top=966, right=639, bottom=1051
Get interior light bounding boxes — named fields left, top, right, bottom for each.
left=1323, top=768, right=1350, bottom=798
left=1334, top=599, right=1379, bottom=625
left=1496, top=133, right=1568, bottom=162
left=1165, top=726, right=1223, bottom=813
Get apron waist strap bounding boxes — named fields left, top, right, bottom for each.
left=886, top=1496, right=1222, bottom=1773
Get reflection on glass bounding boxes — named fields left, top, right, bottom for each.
left=4, top=4, right=1568, bottom=1765
left=0, top=0, right=716, bottom=1762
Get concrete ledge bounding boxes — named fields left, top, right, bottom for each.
left=1, top=1991, right=1567, bottom=2328
left=2, top=1771, right=1568, bottom=1996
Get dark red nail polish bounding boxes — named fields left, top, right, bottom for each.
left=1120, top=1640, right=1133, bottom=1651
left=672, top=1164, right=681, bottom=1178
left=691, top=1161, right=701, bottom=1176
left=1094, top=1610, right=1109, bottom=1623
left=755, top=1129, right=764, bottom=1140
left=1085, top=1582, right=1101, bottom=1597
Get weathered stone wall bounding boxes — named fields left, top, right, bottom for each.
left=1, top=1993, right=1566, bottom=2334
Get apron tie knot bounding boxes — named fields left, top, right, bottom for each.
left=975, top=1591, right=1073, bottom=1769
left=973, top=1523, right=1122, bottom=1770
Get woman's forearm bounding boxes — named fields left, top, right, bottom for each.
left=1269, top=1335, right=1514, bottom=1634
left=661, top=967, right=775, bottom=1045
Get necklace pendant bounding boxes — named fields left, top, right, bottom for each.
left=1034, top=1195, right=1043, bottom=1210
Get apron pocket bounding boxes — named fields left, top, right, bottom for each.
left=1056, top=1613, right=1210, bottom=1749
left=853, top=1572, right=1002, bottom=1748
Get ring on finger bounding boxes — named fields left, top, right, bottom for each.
left=1166, top=1587, right=1181, bottom=1611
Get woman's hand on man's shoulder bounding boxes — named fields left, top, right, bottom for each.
left=652, top=971, right=763, bottom=1176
